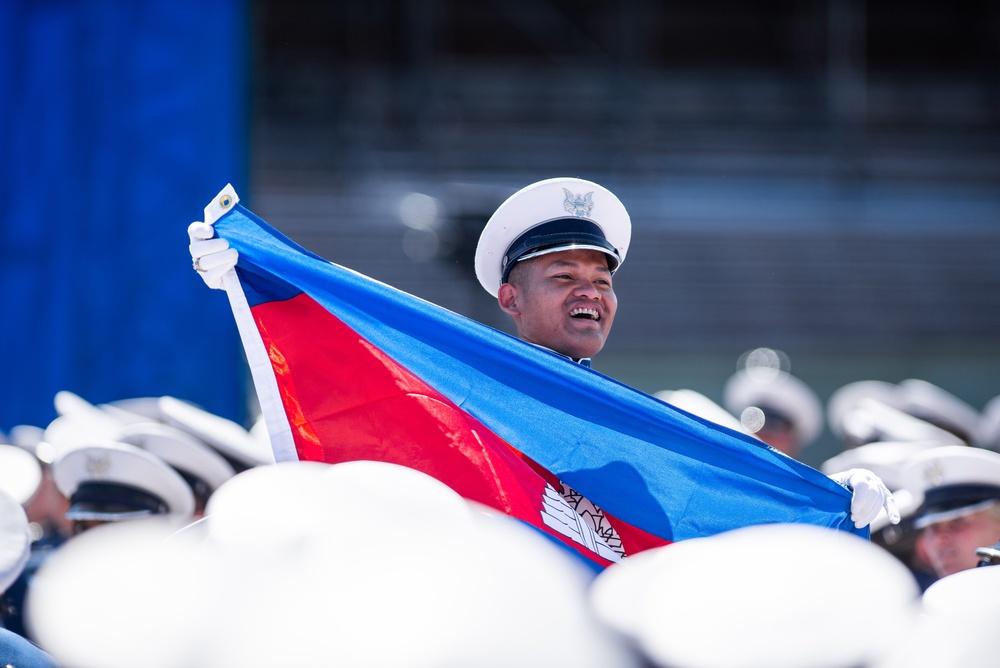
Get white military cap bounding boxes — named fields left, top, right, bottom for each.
left=158, top=396, right=274, bottom=471
left=896, top=379, right=980, bottom=445
left=590, top=523, right=920, bottom=668
left=101, top=396, right=165, bottom=423
left=113, top=422, right=237, bottom=500
left=875, top=567, right=999, bottom=668
left=8, top=424, right=60, bottom=466
left=474, top=177, right=631, bottom=297
left=0, top=488, right=30, bottom=593
left=978, top=393, right=1000, bottom=450
left=43, top=390, right=127, bottom=451
left=52, top=440, right=195, bottom=521
left=7, top=424, right=44, bottom=450
left=827, top=380, right=903, bottom=442
left=921, top=564, right=1000, bottom=618
left=654, top=388, right=751, bottom=436
left=900, top=445, right=1000, bottom=530
left=0, top=444, right=43, bottom=506
left=821, top=440, right=942, bottom=492
left=834, top=397, right=966, bottom=447
left=723, top=369, right=823, bottom=447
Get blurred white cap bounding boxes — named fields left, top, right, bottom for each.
left=0, top=488, right=30, bottom=593
left=0, top=443, right=43, bottom=506
left=158, top=396, right=274, bottom=471
left=590, top=523, right=920, bottom=668
left=52, top=441, right=195, bottom=521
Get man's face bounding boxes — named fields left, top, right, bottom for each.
left=919, top=507, right=1000, bottom=577
left=497, top=249, right=617, bottom=360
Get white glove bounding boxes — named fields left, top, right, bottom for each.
left=829, top=468, right=900, bottom=529
left=189, top=221, right=238, bottom=290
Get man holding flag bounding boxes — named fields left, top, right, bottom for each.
left=187, top=177, right=897, bottom=568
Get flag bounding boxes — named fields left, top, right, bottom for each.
left=202, top=185, right=863, bottom=570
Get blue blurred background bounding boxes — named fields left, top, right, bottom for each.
left=2, top=0, right=998, bottom=468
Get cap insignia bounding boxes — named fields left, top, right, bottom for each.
left=923, top=461, right=945, bottom=487
left=563, top=189, right=594, bottom=217
left=85, top=453, right=112, bottom=479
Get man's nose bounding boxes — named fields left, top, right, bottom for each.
left=574, top=279, right=601, bottom=298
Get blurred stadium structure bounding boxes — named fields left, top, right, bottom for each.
left=247, top=0, right=1000, bottom=464
left=2, top=1, right=997, bottom=467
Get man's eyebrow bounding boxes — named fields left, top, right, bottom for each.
left=547, top=259, right=612, bottom=274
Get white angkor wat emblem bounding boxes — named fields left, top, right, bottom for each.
left=539, top=484, right=622, bottom=563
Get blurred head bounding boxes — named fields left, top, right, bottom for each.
left=902, top=445, right=1000, bottom=578
left=919, top=503, right=1000, bottom=578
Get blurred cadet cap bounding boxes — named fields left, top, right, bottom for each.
left=113, top=422, right=237, bottom=501
left=590, top=523, right=920, bottom=668
left=7, top=424, right=44, bottom=450
left=5, top=424, right=59, bottom=466
left=0, top=488, right=31, bottom=593
left=827, top=380, right=903, bottom=443
left=654, top=389, right=751, bottom=436
left=52, top=441, right=195, bottom=522
left=821, top=440, right=943, bottom=492
left=0, top=444, right=43, bottom=507
left=474, top=177, right=631, bottom=297
left=100, top=396, right=166, bottom=423
left=723, top=368, right=823, bottom=447
left=896, top=379, right=980, bottom=446
left=158, top=396, right=274, bottom=472
left=921, top=564, right=1000, bottom=619
left=978, top=394, right=1000, bottom=451
left=900, top=445, right=1000, bottom=530
left=832, top=397, right=966, bottom=448
left=43, top=390, right=125, bottom=451
left=874, top=565, right=999, bottom=668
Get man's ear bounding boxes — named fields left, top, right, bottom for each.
left=497, top=283, right=520, bottom=316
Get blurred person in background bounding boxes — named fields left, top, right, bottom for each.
left=722, top=348, right=823, bottom=460
left=901, top=445, right=1000, bottom=579
left=822, top=439, right=942, bottom=591
left=0, top=441, right=67, bottom=644
left=50, top=441, right=195, bottom=537
left=0, top=487, right=60, bottom=667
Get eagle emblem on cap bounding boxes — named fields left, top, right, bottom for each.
left=563, top=189, right=594, bottom=217
left=922, top=461, right=945, bottom=487
left=85, top=453, right=112, bottom=479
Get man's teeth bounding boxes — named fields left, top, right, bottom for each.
left=569, top=307, right=599, bottom=320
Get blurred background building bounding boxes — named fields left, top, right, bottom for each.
left=3, top=0, right=999, bottom=468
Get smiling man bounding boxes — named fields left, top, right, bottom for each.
left=474, top=177, right=629, bottom=364
left=470, top=177, right=896, bottom=543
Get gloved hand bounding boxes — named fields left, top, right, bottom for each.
left=829, top=468, right=900, bottom=529
left=189, top=221, right=238, bottom=290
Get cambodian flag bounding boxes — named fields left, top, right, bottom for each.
left=201, top=185, right=862, bottom=570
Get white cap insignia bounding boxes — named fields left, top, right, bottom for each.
left=85, top=453, right=112, bottom=479
left=562, top=189, right=594, bottom=217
